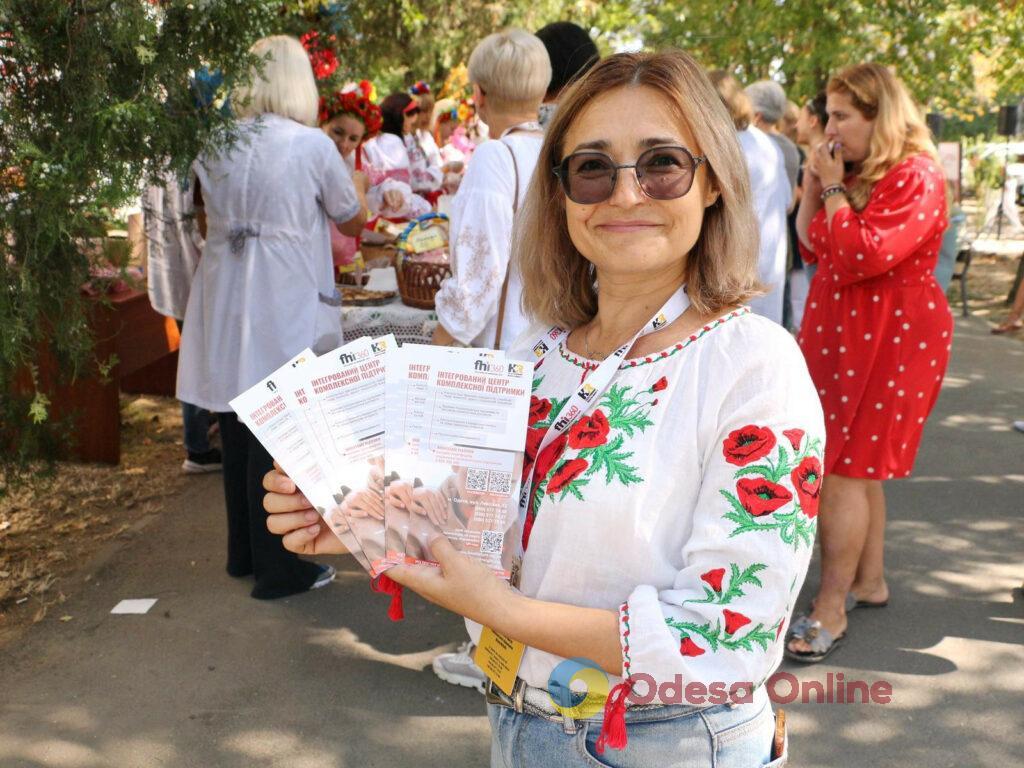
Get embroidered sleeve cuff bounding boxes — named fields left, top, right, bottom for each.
left=619, top=585, right=688, bottom=683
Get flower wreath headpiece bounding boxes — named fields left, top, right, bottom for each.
left=409, top=80, right=431, bottom=96
left=318, top=80, right=383, bottom=136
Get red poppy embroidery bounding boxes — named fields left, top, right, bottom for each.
left=791, top=456, right=823, bottom=519
left=547, top=458, right=588, bottom=495
left=722, top=425, right=777, bottom=466
left=776, top=620, right=785, bottom=640
left=735, top=477, right=793, bottom=517
left=723, top=609, right=751, bottom=635
left=528, top=396, right=552, bottom=426
left=567, top=409, right=610, bottom=449
left=701, top=568, right=726, bottom=593
left=782, top=428, right=805, bottom=451
left=679, top=637, right=705, bottom=657
left=652, top=376, right=668, bottom=392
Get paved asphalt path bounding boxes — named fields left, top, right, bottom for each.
left=1, top=315, right=1022, bottom=767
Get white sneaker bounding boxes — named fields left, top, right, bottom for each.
left=1013, top=420, right=1024, bottom=434
left=432, top=641, right=487, bottom=692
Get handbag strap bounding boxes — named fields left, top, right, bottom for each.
left=493, top=139, right=519, bottom=349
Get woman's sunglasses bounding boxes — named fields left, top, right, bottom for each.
left=553, top=145, right=707, bottom=205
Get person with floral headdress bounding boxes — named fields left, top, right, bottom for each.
left=431, top=97, right=468, bottom=195
left=406, top=80, right=444, bottom=203
left=319, top=81, right=383, bottom=278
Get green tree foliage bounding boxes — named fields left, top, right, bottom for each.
left=0, top=0, right=283, bottom=467
left=633, top=0, right=1024, bottom=115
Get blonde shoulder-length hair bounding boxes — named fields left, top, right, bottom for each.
left=828, top=63, right=939, bottom=210
left=234, top=36, right=319, bottom=127
left=515, top=51, right=762, bottom=329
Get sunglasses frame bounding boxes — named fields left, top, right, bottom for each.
left=553, top=145, right=708, bottom=204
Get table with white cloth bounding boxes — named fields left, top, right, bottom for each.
left=341, top=295, right=438, bottom=345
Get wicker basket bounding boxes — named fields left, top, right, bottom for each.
left=395, top=257, right=452, bottom=309
left=395, top=214, right=452, bottom=309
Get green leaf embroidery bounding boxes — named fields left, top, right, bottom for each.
left=684, top=562, right=767, bottom=606
left=666, top=616, right=777, bottom=653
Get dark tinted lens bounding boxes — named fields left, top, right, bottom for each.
left=636, top=147, right=696, bottom=199
left=565, top=153, right=616, bottom=203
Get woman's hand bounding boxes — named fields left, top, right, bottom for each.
left=263, top=466, right=347, bottom=555
left=813, top=140, right=845, bottom=188
left=386, top=536, right=513, bottom=627
left=382, top=189, right=405, bottom=212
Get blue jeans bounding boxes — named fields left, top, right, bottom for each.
left=488, top=686, right=784, bottom=768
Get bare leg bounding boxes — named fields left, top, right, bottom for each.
left=851, top=480, right=889, bottom=604
left=788, top=474, right=870, bottom=652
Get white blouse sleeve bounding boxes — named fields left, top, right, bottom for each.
left=318, top=139, right=361, bottom=224
left=433, top=143, right=515, bottom=345
left=618, top=334, right=824, bottom=695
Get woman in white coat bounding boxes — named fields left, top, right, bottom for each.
left=177, top=35, right=368, bottom=599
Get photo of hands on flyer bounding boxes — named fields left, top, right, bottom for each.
left=230, top=336, right=533, bottom=583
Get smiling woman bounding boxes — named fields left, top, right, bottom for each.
left=263, top=50, right=823, bottom=768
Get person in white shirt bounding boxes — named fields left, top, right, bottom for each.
left=431, top=29, right=551, bottom=351
left=177, top=35, right=368, bottom=600
left=711, top=72, right=791, bottom=325
left=263, top=51, right=821, bottom=766
left=142, top=171, right=221, bottom=474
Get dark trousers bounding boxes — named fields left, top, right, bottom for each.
left=217, top=412, right=321, bottom=599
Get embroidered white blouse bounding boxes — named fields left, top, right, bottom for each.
left=434, top=130, right=542, bottom=349
left=177, top=114, right=360, bottom=412
left=467, top=309, right=824, bottom=701
left=407, top=129, right=444, bottom=194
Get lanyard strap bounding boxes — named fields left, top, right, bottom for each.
left=511, top=285, right=690, bottom=580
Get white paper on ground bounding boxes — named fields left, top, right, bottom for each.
left=111, top=598, right=157, bottom=614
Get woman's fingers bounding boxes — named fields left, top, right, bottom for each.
left=281, top=525, right=322, bottom=555
left=264, top=490, right=313, bottom=514
left=264, top=468, right=296, bottom=494
left=266, top=509, right=320, bottom=536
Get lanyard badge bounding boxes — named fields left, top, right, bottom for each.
left=510, top=285, right=690, bottom=583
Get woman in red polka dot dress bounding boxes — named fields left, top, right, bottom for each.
left=786, top=63, right=953, bottom=662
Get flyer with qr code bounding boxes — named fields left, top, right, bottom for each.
left=382, top=345, right=508, bottom=568
left=296, top=335, right=393, bottom=576
left=385, top=345, right=533, bottom=578
left=229, top=349, right=373, bottom=574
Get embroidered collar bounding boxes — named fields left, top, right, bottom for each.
left=557, top=308, right=751, bottom=370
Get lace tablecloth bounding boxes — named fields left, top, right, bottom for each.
left=341, top=297, right=438, bottom=345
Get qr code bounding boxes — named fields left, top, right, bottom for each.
left=465, top=468, right=489, bottom=492
left=487, top=470, right=513, bottom=495
left=480, top=530, right=504, bottom=555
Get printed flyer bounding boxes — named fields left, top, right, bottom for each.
left=229, top=349, right=373, bottom=574
left=386, top=346, right=532, bottom=578
left=299, top=335, right=393, bottom=576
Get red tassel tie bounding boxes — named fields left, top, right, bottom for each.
left=371, top=573, right=405, bottom=621
left=594, top=680, right=632, bottom=754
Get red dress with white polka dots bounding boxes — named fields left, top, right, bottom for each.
left=798, top=154, right=953, bottom=479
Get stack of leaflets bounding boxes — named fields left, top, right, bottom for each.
left=230, top=335, right=534, bottom=587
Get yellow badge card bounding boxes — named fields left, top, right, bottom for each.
left=474, top=626, right=526, bottom=696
